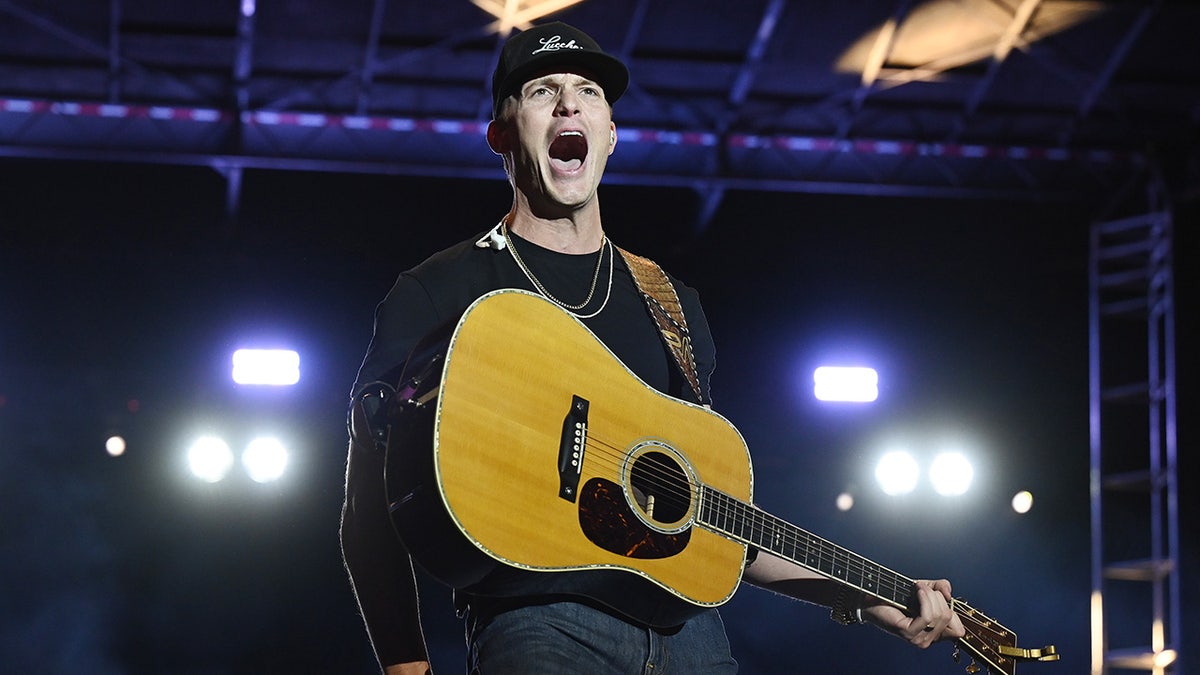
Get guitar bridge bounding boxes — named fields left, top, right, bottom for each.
left=557, top=395, right=589, bottom=502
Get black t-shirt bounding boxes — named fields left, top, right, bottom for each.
left=354, top=228, right=716, bottom=405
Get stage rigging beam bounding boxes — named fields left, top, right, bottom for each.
left=695, top=0, right=788, bottom=232
left=107, top=0, right=121, bottom=103
left=357, top=0, right=388, bottom=116
left=1060, top=0, right=1161, bottom=148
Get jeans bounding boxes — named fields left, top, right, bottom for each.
left=465, top=601, right=738, bottom=674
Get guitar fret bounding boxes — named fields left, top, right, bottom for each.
left=699, top=485, right=913, bottom=606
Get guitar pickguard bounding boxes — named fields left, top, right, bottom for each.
left=578, top=478, right=690, bottom=559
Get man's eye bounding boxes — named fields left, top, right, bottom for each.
left=581, top=87, right=600, bottom=96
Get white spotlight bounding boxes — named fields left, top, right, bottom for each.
left=232, top=349, right=300, bottom=386
left=929, top=452, right=974, bottom=496
left=105, top=435, right=126, bottom=457
left=188, top=436, right=234, bottom=483
left=836, top=492, right=855, bottom=512
left=814, top=366, right=879, bottom=402
left=875, top=451, right=919, bottom=496
left=1011, top=490, right=1034, bottom=514
left=242, top=436, right=289, bottom=483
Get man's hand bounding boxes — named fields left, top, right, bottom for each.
left=862, top=579, right=966, bottom=648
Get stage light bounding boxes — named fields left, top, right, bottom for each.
left=232, top=349, right=300, bottom=386
left=836, top=492, right=855, bottom=512
left=105, top=435, right=126, bottom=457
left=813, top=366, right=878, bottom=402
left=187, top=436, right=234, bottom=483
left=928, top=452, right=973, bottom=496
left=836, top=0, right=1105, bottom=85
left=1011, top=490, right=1034, bottom=514
left=875, top=450, right=919, bottom=495
left=473, top=0, right=586, bottom=34
left=242, top=436, right=289, bottom=483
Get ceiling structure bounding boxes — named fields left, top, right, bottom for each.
left=1, top=0, right=1199, bottom=227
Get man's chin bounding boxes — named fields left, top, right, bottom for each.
left=527, top=192, right=596, bottom=218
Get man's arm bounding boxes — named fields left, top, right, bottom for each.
left=743, top=552, right=965, bottom=647
left=341, top=399, right=433, bottom=672
left=343, top=268, right=459, bottom=673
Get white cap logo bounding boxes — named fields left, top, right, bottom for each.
left=532, top=35, right=584, bottom=55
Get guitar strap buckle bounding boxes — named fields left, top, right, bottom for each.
left=348, top=381, right=395, bottom=453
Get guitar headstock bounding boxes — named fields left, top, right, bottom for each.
left=954, top=599, right=1060, bottom=675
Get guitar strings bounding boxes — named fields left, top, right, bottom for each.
left=574, top=430, right=916, bottom=605
left=521, top=427, right=998, bottom=657
left=577, top=431, right=881, bottom=580
left=573, top=432, right=914, bottom=605
left=953, top=610, right=1011, bottom=670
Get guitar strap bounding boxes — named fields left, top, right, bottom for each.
left=616, top=246, right=707, bottom=405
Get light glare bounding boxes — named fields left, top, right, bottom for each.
left=188, top=436, right=234, bottom=483
left=929, top=452, right=974, bottom=496
left=875, top=451, right=919, bottom=495
left=1011, top=490, right=1034, bottom=514
left=1154, top=650, right=1178, bottom=668
left=836, top=492, right=855, bottom=512
left=105, top=435, right=126, bottom=457
left=232, top=349, right=300, bottom=386
left=242, top=436, right=289, bottom=483
left=814, top=366, right=878, bottom=402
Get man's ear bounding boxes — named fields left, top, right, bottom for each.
left=487, top=120, right=510, bottom=155
left=608, top=123, right=617, bottom=156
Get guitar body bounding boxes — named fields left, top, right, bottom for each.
left=385, top=289, right=752, bottom=626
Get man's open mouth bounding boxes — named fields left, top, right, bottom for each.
left=549, top=130, right=587, bottom=172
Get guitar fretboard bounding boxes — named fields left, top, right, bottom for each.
left=698, top=486, right=912, bottom=607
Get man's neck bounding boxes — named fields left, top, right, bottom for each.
left=505, top=202, right=604, bottom=254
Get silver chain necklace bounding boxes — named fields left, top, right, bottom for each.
left=502, top=222, right=614, bottom=319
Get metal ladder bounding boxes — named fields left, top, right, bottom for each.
left=1088, top=207, right=1181, bottom=673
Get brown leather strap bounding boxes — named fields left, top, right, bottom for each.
left=616, top=247, right=706, bottom=404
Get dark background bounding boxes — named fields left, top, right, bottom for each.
left=3, top=162, right=1196, bottom=673
left=2, top=0, right=1198, bottom=673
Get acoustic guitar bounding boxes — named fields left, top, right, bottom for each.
left=383, top=289, right=1058, bottom=674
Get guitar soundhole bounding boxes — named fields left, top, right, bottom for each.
left=628, top=450, right=692, bottom=529
left=577, top=442, right=696, bottom=560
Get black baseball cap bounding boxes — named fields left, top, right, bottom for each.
left=491, top=22, right=629, bottom=118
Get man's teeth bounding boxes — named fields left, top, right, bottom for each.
left=559, top=131, right=583, bottom=137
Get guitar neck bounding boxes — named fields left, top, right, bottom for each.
left=699, top=486, right=912, bottom=608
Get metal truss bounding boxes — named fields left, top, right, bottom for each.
left=1, top=0, right=1196, bottom=225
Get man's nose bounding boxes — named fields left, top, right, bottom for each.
left=554, top=89, right=581, bottom=116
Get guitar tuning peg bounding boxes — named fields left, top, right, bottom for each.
left=965, top=661, right=980, bottom=674
left=952, top=645, right=961, bottom=663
